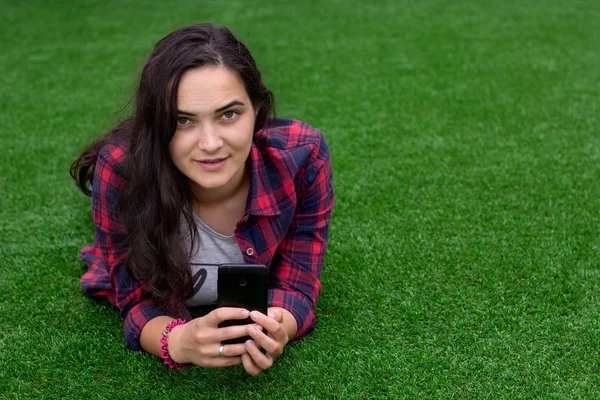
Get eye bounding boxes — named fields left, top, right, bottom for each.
left=177, top=117, right=192, bottom=126
left=221, top=110, right=239, bottom=121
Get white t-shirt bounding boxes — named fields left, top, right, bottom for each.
left=181, top=213, right=245, bottom=307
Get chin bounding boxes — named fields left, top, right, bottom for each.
left=195, top=177, right=229, bottom=190
left=195, top=181, right=224, bottom=190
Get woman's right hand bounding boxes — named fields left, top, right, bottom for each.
left=167, top=308, right=251, bottom=367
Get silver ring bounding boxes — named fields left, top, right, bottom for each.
left=218, top=345, right=225, bottom=358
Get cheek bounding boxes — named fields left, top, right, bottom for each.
left=168, top=141, right=175, bottom=159
left=230, top=132, right=253, bottom=157
left=169, top=135, right=188, bottom=164
left=233, top=120, right=255, bottom=152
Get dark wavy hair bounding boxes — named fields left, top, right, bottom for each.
left=70, top=24, right=275, bottom=311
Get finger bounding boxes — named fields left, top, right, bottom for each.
left=242, top=353, right=261, bottom=376
left=197, top=356, right=243, bottom=368
left=249, top=311, right=281, bottom=333
left=216, top=343, right=248, bottom=358
left=246, top=325, right=283, bottom=357
left=245, top=339, right=274, bottom=370
left=206, top=307, right=250, bottom=325
left=268, top=308, right=283, bottom=323
left=249, top=312, right=288, bottom=344
left=215, top=324, right=252, bottom=343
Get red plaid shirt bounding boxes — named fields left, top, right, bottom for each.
left=79, top=117, right=334, bottom=351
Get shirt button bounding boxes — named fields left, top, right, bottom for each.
left=246, top=247, right=255, bottom=256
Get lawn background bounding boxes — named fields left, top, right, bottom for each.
left=1, top=0, right=599, bottom=398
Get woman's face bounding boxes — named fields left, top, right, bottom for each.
left=169, top=66, right=256, bottom=201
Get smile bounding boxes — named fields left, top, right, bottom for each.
left=194, top=157, right=229, bottom=171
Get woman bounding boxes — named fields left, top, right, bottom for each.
left=70, top=23, right=334, bottom=375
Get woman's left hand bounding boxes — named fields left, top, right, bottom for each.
left=241, top=307, right=297, bottom=376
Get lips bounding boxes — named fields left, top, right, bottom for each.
left=194, top=156, right=229, bottom=171
left=200, top=158, right=227, bottom=163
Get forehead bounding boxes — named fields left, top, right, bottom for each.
left=176, top=66, right=249, bottom=111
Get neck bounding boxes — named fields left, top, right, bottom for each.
left=191, top=164, right=251, bottom=206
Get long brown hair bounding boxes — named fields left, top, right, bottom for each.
left=70, top=24, right=275, bottom=310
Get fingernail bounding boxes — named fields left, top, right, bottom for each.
left=245, top=340, right=254, bottom=349
left=250, top=311, right=258, bottom=318
left=241, top=309, right=250, bottom=318
left=247, top=326, right=256, bottom=334
left=268, top=311, right=274, bottom=319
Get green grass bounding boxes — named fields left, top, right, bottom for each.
left=1, top=0, right=600, bottom=398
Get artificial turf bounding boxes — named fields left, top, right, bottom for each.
left=1, top=0, right=599, bottom=398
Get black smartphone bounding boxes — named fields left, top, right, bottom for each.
left=217, top=263, right=268, bottom=344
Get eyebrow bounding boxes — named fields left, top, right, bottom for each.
left=177, top=100, right=245, bottom=116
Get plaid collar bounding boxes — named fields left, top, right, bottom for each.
left=244, top=140, right=285, bottom=217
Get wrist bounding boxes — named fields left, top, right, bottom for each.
left=166, top=323, right=187, bottom=364
left=159, top=318, right=189, bottom=369
left=282, top=309, right=299, bottom=339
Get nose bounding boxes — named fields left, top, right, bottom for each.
left=197, top=124, right=223, bottom=153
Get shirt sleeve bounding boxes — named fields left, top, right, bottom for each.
left=268, top=137, right=334, bottom=339
left=89, top=145, right=190, bottom=351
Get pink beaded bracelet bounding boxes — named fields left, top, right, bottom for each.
left=159, top=318, right=189, bottom=370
